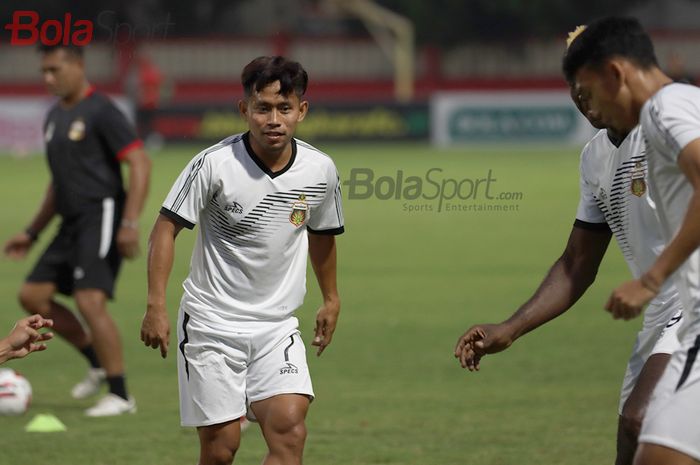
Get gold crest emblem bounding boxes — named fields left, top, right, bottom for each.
left=290, top=194, right=308, bottom=227
left=68, top=118, right=86, bottom=141
left=630, top=161, right=646, bottom=197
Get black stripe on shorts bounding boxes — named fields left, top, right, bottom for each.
left=283, top=335, right=295, bottom=362
left=179, top=312, right=191, bottom=380
left=676, top=334, right=700, bottom=391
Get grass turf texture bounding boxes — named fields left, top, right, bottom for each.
left=0, top=143, right=637, bottom=464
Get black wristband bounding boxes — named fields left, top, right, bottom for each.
left=25, top=228, right=39, bottom=242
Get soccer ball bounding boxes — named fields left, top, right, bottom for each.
left=0, top=368, right=32, bottom=415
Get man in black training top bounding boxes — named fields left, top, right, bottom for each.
left=4, top=44, right=151, bottom=417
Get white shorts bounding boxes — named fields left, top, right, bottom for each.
left=618, top=306, right=683, bottom=414
left=176, top=312, right=314, bottom=427
left=638, top=331, right=700, bottom=461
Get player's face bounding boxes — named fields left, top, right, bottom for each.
left=40, top=50, right=84, bottom=98
left=570, top=83, right=604, bottom=129
left=574, top=62, right=638, bottom=134
left=239, top=81, right=308, bottom=158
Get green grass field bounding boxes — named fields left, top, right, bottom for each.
left=0, top=142, right=638, bottom=465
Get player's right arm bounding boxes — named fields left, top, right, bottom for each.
left=141, top=214, right=184, bottom=358
left=606, top=89, right=700, bottom=319
left=141, top=148, right=213, bottom=358
left=455, top=224, right=611, bottom=371
left=3, top=182, right=56, bottom=259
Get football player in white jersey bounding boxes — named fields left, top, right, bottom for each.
left=140, top=56, right=344, bottom=465
left=454, top=28, right=683, bottom=465
left=565, top=16, right=700, bottom=465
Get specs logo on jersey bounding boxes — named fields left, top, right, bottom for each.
left=279, top=362, right=299, bottom=375
left=289, top=194, right=308, bottom=227
left=68, top=118, right=86, bottom=141
left=224, top=202, right=244, bottom=215
left=630, top=161, right=646, bottom=197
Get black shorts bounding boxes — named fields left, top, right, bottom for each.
left=27, top=199, right=123, bottom=298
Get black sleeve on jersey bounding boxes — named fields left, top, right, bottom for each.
left=160, top=207, right=195, bottom=230
left=307, top=226, right=345, bottom=235
left=96, top=97, right=141, bottom=160
left=573, top=219, right=611, bottom=232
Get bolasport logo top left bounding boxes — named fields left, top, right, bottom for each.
left=3, top=11, right=93, bottom=46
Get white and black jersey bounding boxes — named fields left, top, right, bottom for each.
left=641, top=83, right=700, bottom=339
left=161, top=132, right=344, bottom=327
left=576, top=126, right=678, bottom=327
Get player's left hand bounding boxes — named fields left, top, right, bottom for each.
left=117, top=225, right=140, bottom=259
left=454, top=323, right=515, bottom=371
left=605, top=279, right=656, bottom=320
left=313, top=300, right=340, bottom=356
left=5, top=315, right=54, bottom=361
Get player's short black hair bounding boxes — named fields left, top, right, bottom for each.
left=37, top=44, right=84, bottom=59
left=562, top=16, right=658, bottom=83
left=241, top=56, right=308, bottom=98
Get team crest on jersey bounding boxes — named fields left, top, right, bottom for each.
left=289, top=194, right=308, bottom=227
left=44, top=121, right=55, bottom=142
left=598, top=188, right=607, bottom=201
left=630, top=161, right=646, bottom=197
left=68, top=118, right=86, bottom=141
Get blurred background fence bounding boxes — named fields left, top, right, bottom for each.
left=1, top=0, right=700, bottom=152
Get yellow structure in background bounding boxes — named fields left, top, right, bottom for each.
left=324, top=0, right=415, bottom=102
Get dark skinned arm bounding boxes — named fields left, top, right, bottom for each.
left=455, top=225, right=612, bottom=370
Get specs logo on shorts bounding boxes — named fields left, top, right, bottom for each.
left=279, top=362, right=299, bottom=375
left=224, top=202, right=244, bottom=214
left=74, top=267, right=85, bottom=280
